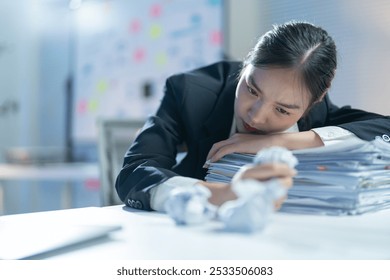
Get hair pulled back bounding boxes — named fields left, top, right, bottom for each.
left=243, top=21, right=337, bottom=104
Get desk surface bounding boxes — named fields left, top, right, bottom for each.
left=2, top=205, right=390, bottom=260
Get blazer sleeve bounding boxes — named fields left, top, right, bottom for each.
left=115, top=61, right=240, bottom=211
left=307, top=95, right=390, bottom=141
left=115, top=76, right=186, bottom=211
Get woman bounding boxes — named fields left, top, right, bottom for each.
left=116, top=21, right=390, bottom=211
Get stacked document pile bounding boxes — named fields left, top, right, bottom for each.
left=205, top=138, right=390, bottom=215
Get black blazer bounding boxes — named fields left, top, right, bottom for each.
left=116, top=61, right=390, bottom=210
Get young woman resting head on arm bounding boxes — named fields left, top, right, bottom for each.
left=116, top=21, right=390, bottom=212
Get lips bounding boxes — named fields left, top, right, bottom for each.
left=242, top=121, right=268, bottom=134
left=243, top=122, right=258, bottom=132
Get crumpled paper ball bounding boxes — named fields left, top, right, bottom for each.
left=254, top=146, right=298, bottom=168
left=218, top=147, right=297, bottom=232
left=165, top=146, right=298, bottom=232
left=164, top=184, right=217, bottom=225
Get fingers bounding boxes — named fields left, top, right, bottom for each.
left=205, top=133, right=275, bottom=165
left=206, top=134, right=252, bottom=163
left=274, top=195, right=288, bottom=210
left=200, top=181, right=238, bottom=206
left=206, top=138, right=235, bottom=163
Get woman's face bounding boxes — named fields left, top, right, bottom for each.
left=234, top=65, right=311, bottom=134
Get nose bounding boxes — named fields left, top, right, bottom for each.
left=248, top=100, right=269, bottom=126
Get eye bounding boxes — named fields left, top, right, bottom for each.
left=246, top=85, right=258, bottom=97
left=276, top=107, right=291, bottom=115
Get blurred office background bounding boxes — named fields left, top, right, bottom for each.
left=0, top=0, right=389, bottom=215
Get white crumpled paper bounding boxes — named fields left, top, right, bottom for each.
left=164, top=184, right=217, bottom=225
left=218, top=147, right=297, bottom=232
left=253, top=146, right=298, bottom=167
left=165, top=147, right=298, bottom=232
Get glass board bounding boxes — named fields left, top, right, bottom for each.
left=72, top=0, right=224, bottom=142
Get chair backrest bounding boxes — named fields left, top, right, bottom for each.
left=97, top=118, right=145, bottom=206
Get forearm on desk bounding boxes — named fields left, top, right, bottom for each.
left=262, top=126, right=358, bottom=151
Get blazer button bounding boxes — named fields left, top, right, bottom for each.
left=382, top=134, right=390, bottom=142
left=127, top=199, right=135, bottom=207
left=134, top=201, right=142, bottom=209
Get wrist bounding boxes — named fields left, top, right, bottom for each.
left=198, top=181, right=237, bottom=206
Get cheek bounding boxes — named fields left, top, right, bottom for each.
left=234, top=85, right=249, bottom=115
left=234, top=97, right=245, bottom=120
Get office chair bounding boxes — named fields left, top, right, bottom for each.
left=97, top=118, right=145, bottom=206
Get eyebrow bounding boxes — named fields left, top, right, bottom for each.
left=248, top=74, right=301, bottom=110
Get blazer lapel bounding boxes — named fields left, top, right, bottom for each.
left=196, top=81, right=236, bottom=178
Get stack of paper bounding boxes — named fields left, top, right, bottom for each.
left=205, top=138, right=390, bottom=215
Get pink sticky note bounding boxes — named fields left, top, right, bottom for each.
left=150, top=4, right=162, bottom=17
left=210, top=30, right=223, bottom=45
left=129, top=19, right=141, bottom=34
left=77, top=99, right=87, bottom=114
left=133, top=48, right=146, bottom=62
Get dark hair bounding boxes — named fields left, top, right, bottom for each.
left=243, top=21, right=337, bottom=105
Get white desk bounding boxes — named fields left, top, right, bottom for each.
left=0, top=163, right=98, bottom=180
left=2, top=205, right=390, bottom=259
left=0, top=163, right=99, bottom=214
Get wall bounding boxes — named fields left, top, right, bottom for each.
left=225, top=0, right=262, bottom=60
left=0, top=2, right=41, bottom=161
left=37, top=1, right=71, bottom=148
left=227, top=0, right=390, bottom=115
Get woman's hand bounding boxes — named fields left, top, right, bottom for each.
left=199, top=163, right=296, bottom=208
left=206, top=133, right=279, bottom=163
left=206, top=131, right=323, bottom=163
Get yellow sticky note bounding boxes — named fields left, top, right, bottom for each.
left=97, top=80, right=108, bottom=93
left=155, top=52, right=167, bottom=66
left=88, top=99, right=99, bottom=112
left=150, top=24, right=162, bottom=39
